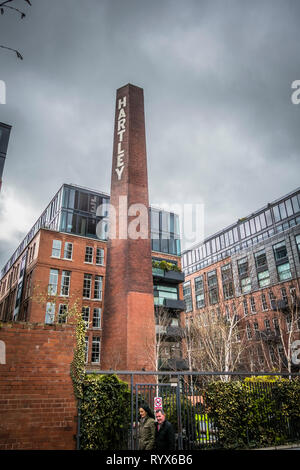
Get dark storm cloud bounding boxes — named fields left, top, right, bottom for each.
left=0, top=0, right=300, bottom=264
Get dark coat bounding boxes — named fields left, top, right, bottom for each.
left=138, top=416, right=156, bottom=450
left=155, top=420, right=175, bottom=451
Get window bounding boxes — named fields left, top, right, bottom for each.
left=277, top=262, right=292, bottom=281
left=296, top=234, right=300, bottom=259
left=155, top=284, right=179, bottom=306
left=94, top=275, right=103, bottom=300
left=273, top=318, right=280, bottom=334
left=58, top=304, right=68, bottom=323
left=93, top=308, right=101, bottom=328
left=273, top=241, right=288, bottom=262
left=250, top=297, right=256, bottom=314
left=95, top=248, right=104, bottom=265
left=238, top=257, right=248, bottom=276
left=264, top=319, right=271, bottom=333
left=194, top=275, right=205, bottom=308
left=64, top=242, right=73, bottom=260
left=91, top=336, right=100, bottom=363
left=48, top=269, right=58, bottom=295
left=254, top=250, right=267, bottom=269
left=261, top=293, right=268, bottom=311
left=183, top=282, right=193, bottom=312
left=45, top=302, right=55, bottom=324
left=241, top=277, right=251, bottom=294
left=207, top=270, right=219, bottom=305
left=52, top=240, right=61, bottom=258
left=85, top=246, right=93, bottom=263
left=82, top=306, right=90, bottom=326
left=243, top=299, right=249, bottom=316
left=221, top=263, right=234, bottom=300
left=281, top=287, right=288, bottom=302
left=258, top=270, right=270, bottom=288
left=83, top=274, right=92, bottom=298
left=253, top=322, right=260, bottom=339
left=246, top=323, right=252, bottom=340
left=60, top=270, right=71, bottom=296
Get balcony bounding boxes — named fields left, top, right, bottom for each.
left=152, top=267, right=185, bottom=284
left=164, top=298, right=185, bottom=310
left=155, top=325, right=184, bottom=338
left=154, top=294, right=185, bottom=311
left=158, top=358, right=189, bottom=371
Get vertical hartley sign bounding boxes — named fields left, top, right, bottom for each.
left=115, top=96, right=127, bottom=181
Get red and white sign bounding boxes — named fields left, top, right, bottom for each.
left=154, top=397, right=162, bottom=411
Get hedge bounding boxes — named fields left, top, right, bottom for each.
left=204, top=377, right=300, bottom=449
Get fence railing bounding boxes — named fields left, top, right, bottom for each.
left=79, top=370, right=300, bottom=451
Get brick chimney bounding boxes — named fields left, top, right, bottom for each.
left=101, top=84, right=156, bottom=372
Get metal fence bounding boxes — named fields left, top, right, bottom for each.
left=79, top=370, right=300, bottom=450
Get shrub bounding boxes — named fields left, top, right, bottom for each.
left=80, top=374, right=131, bottom=450
left=205, top=378, right=300, bottom=449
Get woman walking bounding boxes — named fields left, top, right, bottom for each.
left=138, top=404, right=156, bottom=450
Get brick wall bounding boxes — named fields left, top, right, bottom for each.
left=0, top=322, right=78, bottom=450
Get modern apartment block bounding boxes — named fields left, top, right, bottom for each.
left=182, top=187, right=300, bottom=371
left=0, top=122, right=12, bottom=192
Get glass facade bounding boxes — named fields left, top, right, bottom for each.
left=150, top=208, right=181, bottom=256
left=182, top=188, right=300, bottom=274
left=1, top=183, right=181, bottom=278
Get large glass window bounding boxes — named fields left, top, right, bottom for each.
left=82, top=306, right=90, bottom=326
left=254, top=250, right=267, bottom=269
left=94, top=276, right=103, bottom=300
left=194, top=275, right=205, bottom=308
left=261, top=293, right=268, bottom=311
left=221, top=263, right=234, bottom=300
left=277, top=262, right=292, bottom=281
left=63, top=242, right=73, bottom=260
left=207, top=270, right=219, bottom=305
left=291, top=195, right=300, bottom=213
left=48, top=269, right=58, bottom=295
left=258, top=270, right=270, bottom=287
left=52, top=240, right=61, bottom=258
left=96, top=248, right=104, bottom=265
left=45, top=302, right=55, bottom=324
left=93, top=308, right=101, bottom=328
left=241, top=277, right=251, bottom=294
left=60, top=270, right=71, bottom=296
left=183, top=281, right=193, bottom=312
left=85, top=246, right=93, bottom=263
left=83, top=274, right=92, bottom=298
left=273, top=241, right=288, bottom=262
left=58, top=304, right=68, bottom=323
left=92, top=337, right=100, bottom=363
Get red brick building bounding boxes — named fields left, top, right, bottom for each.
left=182, top=188, right=300, bottom=372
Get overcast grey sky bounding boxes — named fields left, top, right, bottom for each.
left=0, top=0, right=300, bottom=267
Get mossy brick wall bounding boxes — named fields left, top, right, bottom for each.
left=0, top=322, right=78, bottom=450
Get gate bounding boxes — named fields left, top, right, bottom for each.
left=133, top=378, right=218, bottom=450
